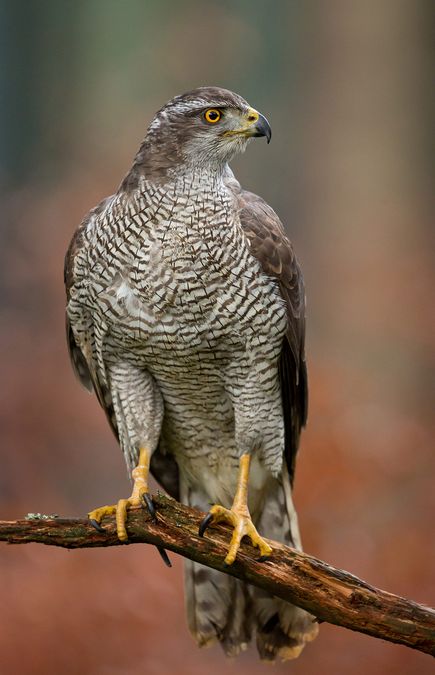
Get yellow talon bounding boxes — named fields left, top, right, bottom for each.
left=88, top=447, right=152, bottom=542
left=199, top=454, right=273, bottom=565
left=209, top=503, right=272, bottom=565
left=88, top=504, right=117, bottom=523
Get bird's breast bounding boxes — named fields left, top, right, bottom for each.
left=87, top=187, right=286, bottom=358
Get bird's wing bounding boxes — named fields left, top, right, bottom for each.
left=64, top=199, right=180, bottom=499
left=64, top=199, right=118, bottom=427
left=236, top=189, right=308, bottom=485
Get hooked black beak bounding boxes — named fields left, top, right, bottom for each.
left=253, top=113, right=272, bottom=144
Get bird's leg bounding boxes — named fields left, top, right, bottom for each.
left=199, top=453, right=272, bottom=565
left=88, top=446, right=154, bottom=542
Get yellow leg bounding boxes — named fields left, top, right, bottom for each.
left=199, top=453, right=273, bottom=565
left=88, top=447, right=153, bottom=542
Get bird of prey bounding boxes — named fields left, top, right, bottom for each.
left=65, top=87, right=318, bottom=661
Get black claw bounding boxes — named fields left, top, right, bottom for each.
left=198, top=512, right=214, bottom=538
left=142, top=493, right=156, bottom=522
left=258, top=554, right=272, bottom=563
left=89, top=518, right=106, bottom=533
left=157, top=546, right=172, bottom=568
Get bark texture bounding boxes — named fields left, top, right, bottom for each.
left=1, top=494, right=434, bottom=656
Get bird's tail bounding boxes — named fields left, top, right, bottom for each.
left=251, top=470, right=319, bottom=661
left=181, top=474, right=318, bottom=661
left=182, top=481, right=252, bottom=656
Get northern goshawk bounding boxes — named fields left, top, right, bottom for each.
left=65, top=87, right=318, bottom=661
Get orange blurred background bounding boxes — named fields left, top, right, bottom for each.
left=0, top=2, right=433, bottom=674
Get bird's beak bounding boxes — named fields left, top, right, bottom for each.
left=224, top=108, right=272, bottom=144
left=249, top=112, right=272, bottom=144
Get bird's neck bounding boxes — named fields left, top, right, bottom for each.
left=120, top=137, right=229, bottom=194
left=170, top=164, right=228, bottom=193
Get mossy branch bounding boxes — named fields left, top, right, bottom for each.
left=1, top=493, right=434, bottom=656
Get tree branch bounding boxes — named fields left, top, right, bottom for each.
left=1, top=493, right=434, bottom=656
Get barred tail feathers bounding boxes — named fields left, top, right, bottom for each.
left=181, top=473, right=318, bottom=661
left=181, top=481, right=251, bottom=656
left=252, top=472, right=319, bottom=661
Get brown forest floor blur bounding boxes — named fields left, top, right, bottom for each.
left=0, top=2, right=434, bottom=674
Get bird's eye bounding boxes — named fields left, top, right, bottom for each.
left=204, top=109, right=222, bottom=124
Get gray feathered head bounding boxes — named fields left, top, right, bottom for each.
left=126, top=87, right=271, bottom=184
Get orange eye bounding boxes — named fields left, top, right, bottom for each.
left=204, top=109, right=221, bottom=124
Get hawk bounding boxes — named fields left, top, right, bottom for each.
left=65, top=87, right=318, bottom=661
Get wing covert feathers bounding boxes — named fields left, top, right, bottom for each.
left=236, top=189, right=308, bottom=484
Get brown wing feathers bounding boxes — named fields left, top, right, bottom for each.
left=237, top=190, right=308, bottom=485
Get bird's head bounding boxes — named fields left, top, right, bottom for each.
left=134, top=87, right=271, bottom=183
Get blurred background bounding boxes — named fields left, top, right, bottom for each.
left=0, top=1, right=433, bottom=674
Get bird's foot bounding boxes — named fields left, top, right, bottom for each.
left=88, top=446, right=156, bottom=542
left=88, top=486, right=155, bottom=542
left=199, top=503, right=272, bottom=565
